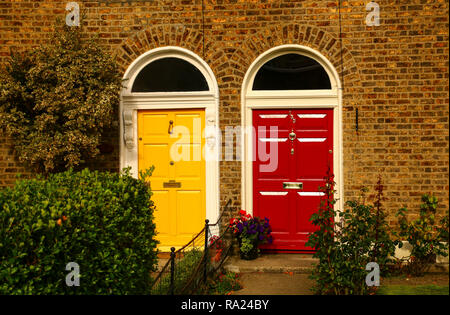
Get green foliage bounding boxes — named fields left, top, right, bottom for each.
left=306, top=171, right=400, bottom=295
left=151, top=249, right=204, bottom=295
left=207, top=272, right=242, bottom=295
left=240, top=238, right=254, bottom=255
left=0, top=168, right=158, bottom=294
left=396, top=194, right=449, bottom=276
left=377, top=284, right=449, bottom=296
left=0, top=24, right=122, bottom=173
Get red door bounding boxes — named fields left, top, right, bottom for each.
left=253, top=109, right=333, bottom=251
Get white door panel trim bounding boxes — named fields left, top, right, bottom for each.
left=297, top=192, right=326, bottom=196
left=260, top=192, right=289, bottom=196
left=297, top=138, right=327, bottom=142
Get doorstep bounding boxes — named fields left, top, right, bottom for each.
left=223, top=253, right=318, bottom=274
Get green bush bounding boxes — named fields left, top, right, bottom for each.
left=396, top=194, right=449, bottom=276
left=0, top=23, right=122, bottom=173
left=0, top=168, right=158, bottom=294
left=306, top=172, right=400, bottom=295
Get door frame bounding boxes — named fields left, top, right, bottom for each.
left=241, top=44, right=344, bottom=220
left=120, top=46, right=220, bottom=226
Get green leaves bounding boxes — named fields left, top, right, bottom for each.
left=396, top=194, right=449, bottom=276
left=307, top=172, right=398, bottom=295
left=0, top=168, right=158, bottom=294
left=0, top=24, right=122, bottom=174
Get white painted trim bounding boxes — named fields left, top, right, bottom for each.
left=259, top=138, right=288, bottom=142
left=297, top=138, right=327, bottom=143
left=298, top=114, right=327, bottom=119
left=260, top=192, right=288, bottom=196
left=297, top=192, right=326, bottom=197
left=259, top=114, right=288, bottom=119
left=119, top=46, right=220, bottom=226
left=241, top=44, right=344, bottom=223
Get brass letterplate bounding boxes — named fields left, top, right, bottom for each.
left=163, top=180, right=181, bottom=188
left=283, top=182, right=303, bottom=189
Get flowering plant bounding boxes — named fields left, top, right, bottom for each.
left=209, top=235, right=224, bottom=262
left=229, top=210, right=272, bottom=259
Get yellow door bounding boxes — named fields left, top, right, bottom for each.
left=138, top=109, right=205, bottom=251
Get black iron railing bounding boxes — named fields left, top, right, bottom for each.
left=150, top=199, right=233, bottom=295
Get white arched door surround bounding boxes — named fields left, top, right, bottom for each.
left=241, top=44, right=344, bottom=218
left=120, top=46, right=220, bottom=225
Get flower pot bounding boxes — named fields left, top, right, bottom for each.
left=238, top=238, right=259, bottom=260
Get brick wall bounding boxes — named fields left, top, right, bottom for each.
left=0, top=0, right=448, bottom=226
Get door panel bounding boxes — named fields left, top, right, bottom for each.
left=152, top=190, right=171, bottom=241
left=176, top=190, right=203, bottom=236
left=256, top=191, right=290, bottom=233
left=253, top=108, right=333, bottom=251
left=142, top=144, right=170, bottom=179
left=138, top=109, right=205, bottom=250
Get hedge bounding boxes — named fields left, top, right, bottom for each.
left=0, top=168, right=158, bottom=294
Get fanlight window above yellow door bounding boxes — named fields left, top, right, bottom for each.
left=131, top=57, right=209, bottom=92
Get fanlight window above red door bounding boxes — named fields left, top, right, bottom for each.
left=252, top=53, right=332, bottom=90
left=131, top=57, right=209, bottom=92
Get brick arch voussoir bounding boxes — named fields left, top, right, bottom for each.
left=114, top=25, right=206, bottom=75
left=232, top=23, right=363, bottom=105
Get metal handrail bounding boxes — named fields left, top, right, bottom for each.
left=150, top=198, right=234, bottom=294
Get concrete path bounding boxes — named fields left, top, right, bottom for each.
left=232, top=272, right=314, bottom=295
left=224, top=254, right=317, bottom=295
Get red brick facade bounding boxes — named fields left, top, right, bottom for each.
left=0, top=0, right=448, bottom=226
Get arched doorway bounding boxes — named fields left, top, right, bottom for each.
left=241, top=45, right=343, bottom=251
left=120, top=47, right=220, bottom=251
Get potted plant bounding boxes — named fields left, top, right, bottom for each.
left=229, top=210, right=273, bottom=260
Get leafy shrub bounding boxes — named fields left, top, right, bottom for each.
left=0, top=168, right=158, bottom=294
left=0, top=24, right=122, bottom=173
left=396, top=194, right=449, bottom=276
left=207, top=271, right=242, bottom=295
left=306, top=171, right=400, bottom=295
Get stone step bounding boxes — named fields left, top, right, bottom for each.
left=223, top=254, right=449, bottom=275
left=223, top=254, right=318, bottom=274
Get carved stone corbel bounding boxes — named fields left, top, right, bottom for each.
left=205, top=115, right=217, bottom=149
left=123, top=109, right=135, bottom=149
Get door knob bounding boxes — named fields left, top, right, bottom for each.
left=289, top=131, right=296, bottom=141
